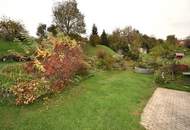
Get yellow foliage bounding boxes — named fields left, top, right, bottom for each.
left=36, top=48, right=50, bottom=58
left=48, top=34, right=78, bottom=49
left=33, top=59, right=45, bottom=72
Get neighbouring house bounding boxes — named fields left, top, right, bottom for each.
left=139, top=44, right=149, bottom=54
left=178, top=40, right=186, bottom=46
left=178, top=39, right=190, bottom=48
left=139, top=47, right=148, bottom=54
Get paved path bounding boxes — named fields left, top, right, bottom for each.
left=141, top=88, right=190, bottom=130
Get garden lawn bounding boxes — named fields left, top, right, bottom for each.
left=0, top=71, right=155, bottom=130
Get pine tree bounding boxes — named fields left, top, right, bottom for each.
left=89, top=24, right=100, bottom=46
left=92, top=24, right=98, bottom=35
left=100, top=30, right=109, bottom=46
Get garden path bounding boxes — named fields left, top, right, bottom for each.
left=141, top=88, right=190, bottom=130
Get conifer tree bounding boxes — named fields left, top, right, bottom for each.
left=89, top=24, right=100, bottom=46
left=100, top=30, right=109, bottom=46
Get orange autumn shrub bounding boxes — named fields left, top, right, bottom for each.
left=11, top=80, right=50, bottom=105
left=43, top=42, right=85, bottom=91
left=11, top=34, right=89, bottom=105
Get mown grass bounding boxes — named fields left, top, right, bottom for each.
left=0, top=70, right=155, bottom=130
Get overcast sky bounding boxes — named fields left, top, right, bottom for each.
left=0, top=0, right=189, bottom=39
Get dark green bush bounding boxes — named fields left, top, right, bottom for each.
left=126, top=51, right=139, bottom=61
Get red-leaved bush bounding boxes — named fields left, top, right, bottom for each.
left=43, top=43, right=85, bottom=91
left=174, top=64, right=189, bottom=72
left=12, top=34, right=89, bottom=105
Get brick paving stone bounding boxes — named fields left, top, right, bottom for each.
left=141, top=88, right=190, bottom=130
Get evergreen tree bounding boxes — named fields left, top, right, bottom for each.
left=89, top=24, right=100, bottom=46
left=100, top=30, right=109, bottom=46
left=92, top=24, right=98, bottom=35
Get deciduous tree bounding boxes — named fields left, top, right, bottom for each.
left=36, top=24, right=47, bottom=38
left=47, top=24, right=58, bottom=36
left=53, top=0, right=86, bottom=35
left=166, top=35, right=177, bottom=45
left=0, top=16, right=28, bottom=41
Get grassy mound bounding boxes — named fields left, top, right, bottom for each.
left=0, top=39, right=37, bottom=56
left=84, top=44, right=119, bottom=57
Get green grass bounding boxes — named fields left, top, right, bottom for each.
left=84, top=44, right=119, bottom=57
left=0, top=40, right=25, bottom=55
left=0, top=39, right=37, bottom=56
left=161, top=80, right=190, bottom=92
left=180, top=55, right=190, bottom=66
left=0, top=71, right=155, bottom=130
left=0, top=62, right=35, bottom=88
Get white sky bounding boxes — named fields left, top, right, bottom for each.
left=0, top=0, right=189, bottom=39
